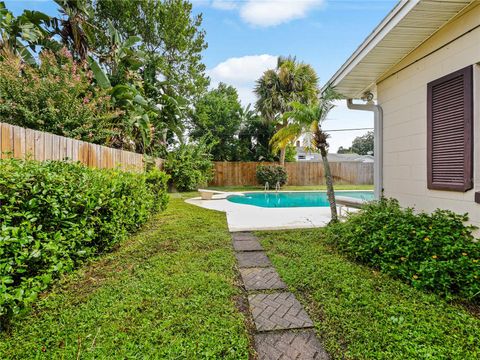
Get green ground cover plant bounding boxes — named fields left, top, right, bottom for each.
left=326, top=198, right=480, bottom=302
left=257, top=229, right=480, bottom=359
left=0, top=195, right=250, bottom=359
left=0, top=158, right=169, bottom=329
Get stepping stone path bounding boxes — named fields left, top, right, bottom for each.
left=232, top=232, right=330, bottom=360
left=239, top=268, right=286, bottom=291
left=235, top=252, right=272, bottom=268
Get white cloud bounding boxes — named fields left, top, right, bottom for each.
left=240, top=0, right=324, bottom=27
left=211, top=0, right=238, bottom=10
left=208, top=0, right=324, bottom=27
left=208, top=54, right=278, bottom=105
left=209, top=54, right=277, bottom=85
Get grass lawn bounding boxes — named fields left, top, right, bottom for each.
left=257, top=229, right=480, bottom=360
left=207, top=184, right=374, bottom=192
left=0, top=194, right=251, bottom=359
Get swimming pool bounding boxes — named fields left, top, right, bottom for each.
left=227, top=191, right=374, bottom=208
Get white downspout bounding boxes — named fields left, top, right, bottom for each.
left=346, top=99, right=383, bottom=199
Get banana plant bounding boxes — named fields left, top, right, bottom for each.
left=50, top=0, right=94, bottom=60
left=83, top=18, right=184, bottom=153
left=0, top=2, right=51, bottom=64
left=103, top=19, right=143, bottom=74
left=109, top=83, right=156, bottom=152
left=87, top=19, right=143, bottom=89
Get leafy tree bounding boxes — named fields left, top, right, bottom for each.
left=92, top=0, right=209, bottom=108
left=254, top=56, right=318, bottom=165
left=236, top=105, right=276, bottom=162
left=284, top=143, right=297, bottom=162
left=92, top=0, right=209, bottom=153
left=271, top=87, right=341, bottom=222
left=337, top=146, right=353, bottom=154
left=351, top=131, right=374, bottom=155
left=190, top=83, right=242, bottom=161
left=164, top=138, right=214, bottom=191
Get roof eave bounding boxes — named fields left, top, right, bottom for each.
left=323, top=0, right=420, bottom=98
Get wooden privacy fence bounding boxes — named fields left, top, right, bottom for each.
left=211, top=161, right=373, bottom=186
left=0, top=122, right=163, bottom=171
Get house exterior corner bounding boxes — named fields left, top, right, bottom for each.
left=377, top=3, right=480, bottom=228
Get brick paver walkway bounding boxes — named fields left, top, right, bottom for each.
left=254, top=330, right=330, bottom=360
left=233, top=239, right=263, bottom=251
left=236, top=251, right=272, bottom=268
left=249, top=292, right=314, bottom=331
left=231, top=232, right=330, bottom=359
left=239, top=267, right=286, bottom=291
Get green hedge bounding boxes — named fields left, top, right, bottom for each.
left=326, top=198, right=480, bottom=302
left=256, top=165, right=288, bottom=187
left=164, top=141, right=214, bottom=192
left=0, top=159, right=169, bottom=328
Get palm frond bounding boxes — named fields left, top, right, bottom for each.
left=269, top=123, right=302, bottom=153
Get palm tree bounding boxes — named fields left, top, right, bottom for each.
left=254, top=56, right=318, bottom=165
left=271, top=87, right=340, bottom=222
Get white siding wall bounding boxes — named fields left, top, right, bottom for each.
left=377, top=4, right=480, bottom=227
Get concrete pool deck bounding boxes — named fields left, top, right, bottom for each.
left=185, top=191, right=338, bottom=232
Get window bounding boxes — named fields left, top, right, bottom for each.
left=427, top=65, right=473, bottom=191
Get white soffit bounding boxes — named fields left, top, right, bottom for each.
left=327, top=0, right=475, bottom=99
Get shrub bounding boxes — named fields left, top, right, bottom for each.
left=256, top=165, right=288, bottom=187
left=0, top=158, right=169, bottom=329
left=284, top=144, right=297, bottom=162
left=164, top=141, right=214, bottom=192
left=0, top=49, right=119, bottom=144
left=325, top=198, right=480, bottom=302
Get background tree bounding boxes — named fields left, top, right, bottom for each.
left=351, top=131, right=374, bottom=155
left=92, top=0, right=209, bottom=152
left=237, top=105, right=277, bottom=162
left=254, top=56, right=318, bottom=165
left=337, top=146, right=353, bottom=154
left=190, top=83, right=242, bottom=161
left=92, top=0, right=209, bottom=108
left=271, top=87, right=341, bottom=222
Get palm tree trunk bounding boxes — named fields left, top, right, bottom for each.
left=279, top=147, right=286, bottom=166
left=277, top=120, right=288, bottom=166
left=320, top=146, right=337, bottom=222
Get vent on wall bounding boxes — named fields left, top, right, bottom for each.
left=427, top=65, right=473, bottom=192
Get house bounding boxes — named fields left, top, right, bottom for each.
left=327, top=153, right=374, bottom=163
left=326, top=0, right=480, bottom=227
left=295, top=145, right=374, bottom=163
left=294, top=137, right=374, bottom=162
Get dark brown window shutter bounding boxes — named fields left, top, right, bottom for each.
left=427, top=65, right=473, bottom=191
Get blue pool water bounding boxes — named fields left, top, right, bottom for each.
left=227, top=191, right=374, bottom=208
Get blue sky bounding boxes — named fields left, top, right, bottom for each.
left=6, top=0, right=397, bottom=152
